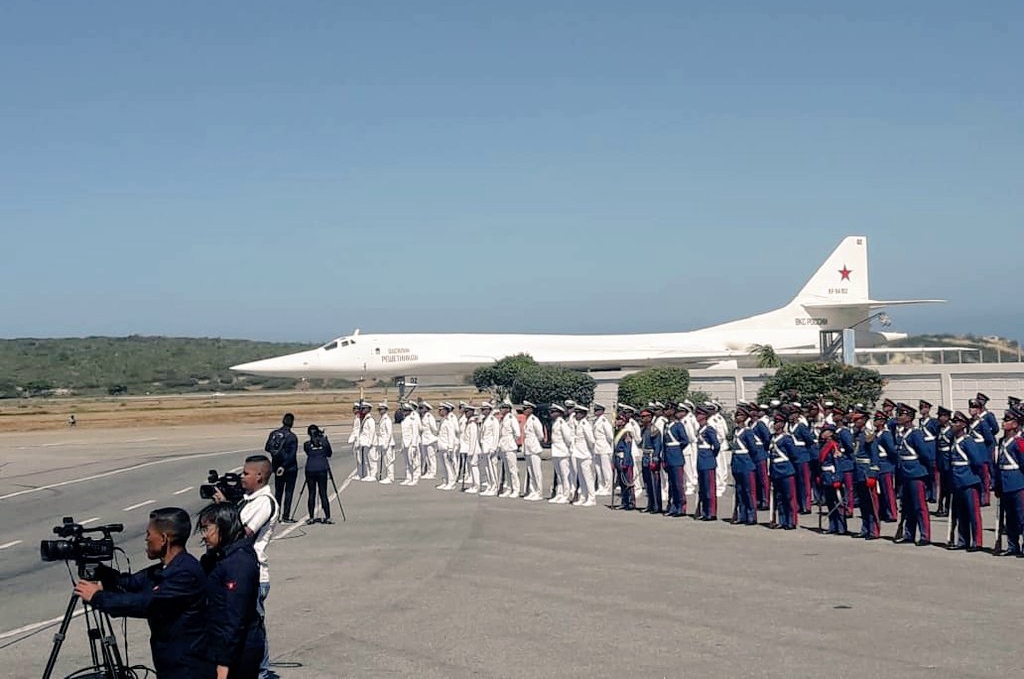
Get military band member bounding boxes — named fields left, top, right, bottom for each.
left=968, top=397, right=995, bottom=507
left=947, top=411, right=986, bottom=550
left=570, top=405, right=597, bottom=507
left=548, top=405, right=574, bottom=504
left=729, top=408, right=758, bottom=525
left=994, top=408, right=1024, bottom=556
left=786, top=406, right=816, bottom=514
left=768, top=413, right=799, bottom=529
left=834, top=410, right=857, bottom=518
left=419, top=402, right=439, bottom=480
left=639, top=409, right=664, bottom=514
left=918, top=400, right=940, bottom=502
left=478, top=402, right=500, bottom=496
left=521, top=401, right=545, bottom=501
left=618, top=404, right=645, bottom=495
left=694, top=406, right=720, bottom=520
left=680, top=400, right=699, bottom=499
left=872, top=411, right=899, bottom=522
left=663, top=407, right=690, bottom=517
left=935, top=406, right=954, bottom=516
left=818, top=424, right=847, bottom=535
left=399, top=402, right=421, bottom=485
left=497, top=400, right=522, bottom=498
left=752, top=405, right=772, bottom=510
left=851, top=411, right=880, bottom=539
left=436, top=402, right=459, bottom=490
left=460, top=405, right=481, bottom=493
left=375, top=402, right=396, bottom=484
left=613, top=415, right=637, bottom=510
left=893, top=403, right=931, bottom=545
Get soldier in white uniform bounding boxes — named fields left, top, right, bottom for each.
left=520, top=401, right=545, bottom=500
left=418, top=402, right=439, bottom=480
left=497, top=400, right=522, bottom=498
left=708, top=401, right=730, bottom=497
left=618, top=404, right=644, bottom=495
left=347, top=403, right=362, bottom=474
left=592, top=403, right=614, bottom=496
left=571, top=405, right=597, bottom=506
left=680, top=400, right=699, bottom=497
left=435, top=402, right=459, bottom=490
left=459, top=405, right=481, bottom=493
left=399, top=402, right=422, bottom=485
left=478, top=402, right=500, bottom=496
left=355, top=402, right=375, bottom=482
left=548, top=405, right=574, bottom=504
left=374, top=402, right=395, bottom=484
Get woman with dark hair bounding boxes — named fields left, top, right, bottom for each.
left=196, top=503, right=266, bottom=679
left=303, top=424, right=334, bottom=525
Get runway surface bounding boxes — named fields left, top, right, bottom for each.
left=1, top=424, right=1019, bottom=678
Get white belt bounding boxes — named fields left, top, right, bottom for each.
left=1000, top=464, right=1020, bottom=471
left=733, top=451, right=749, bottom=455
left=821, top=465, right=836, bottom=472
left=900, top=455, right=918, bottom=461
left=951, top=461, right=970, bottom=467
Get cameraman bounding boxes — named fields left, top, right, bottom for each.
left=303, top=424, right=334, bottom=524
left=265, top=413, right=299, bottom=523
left=73, top=507, right=210, bottom=678
left=214, top=454, right=277, bottom=679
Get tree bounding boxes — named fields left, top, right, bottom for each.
left=616, top=368, right=692, bottom=407
left=756, top=363, right=884, bottom=410
left=107, top=384, right=128, bottom=396
left=472, top=354, right=537, bottom=400
left=510, top=365, right=595, bottom=406
left=749, top=343, right=783, bottom=368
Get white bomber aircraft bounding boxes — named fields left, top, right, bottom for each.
left=230, top=236, right=943, bottom=381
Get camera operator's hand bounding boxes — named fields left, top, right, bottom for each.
left=73, top=580, right=103, bottom=603
left=212, top=488, right=228, bottom=504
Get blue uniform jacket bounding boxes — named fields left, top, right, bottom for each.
left=303, top=436, right=334, bottom=473
left=788, top=422, right=815, bottom=464
left=852, top=430, right=879, bottom=483
left=769, top=433, right=797, bottom=479
left=695, top=425, right=720, bottom=471
left=917, top=417, right=938, bottom=470
left=936, top=425, right=953, bottom=471
left=751, top=420, right=771, bottom=463
left=895, top=427, right=931, bottom=480
left=947, top=434, right=985, bottom=490
left=873, top=429, right=897, bottom=474
left=663, top=421, right=689, bottom=467
left=818, top=441, right=841, bottom=486
left=971, top=418, right=996, bottom=453
left=613, top=431, right=634, bottom=468
left=981, top=411, right=1000, bottom=440
left=836, top=427, right=856, bottom=473
left=730, top=426, right=757, bottom=474
left=641, top=427, right=663, bottom=466
left=994, top=435, right=1024, bottom=495
left=91, top=552, right=209, bottom=678
left=201, top=539, right=266, bottom=669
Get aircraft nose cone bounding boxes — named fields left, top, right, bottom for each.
left=230, top=349, right=320, bottom=377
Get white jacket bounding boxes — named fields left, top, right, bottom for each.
left=347, top=416, right=360, bottom=445
left=479, top=414, right=500, bottom=455
left=420, top=412, right=438, bottom=446
left=571, top=417, right=595, bottom=459
left=460, top=418, right=480, bottom=458
left=437, top=413, right=459, bottom=452
left=375, top=413, right=394, bottom=449
left=357, top=415, right=376, bottom=448
left=550, top=418, right=573, bottom=458
left=523, top=414, right=545, bottom=455
left=498, top=413, right=521, bottom=453
left=400, top=414, right=420, bottom=449
left=592, top=414, right=613, bottom=455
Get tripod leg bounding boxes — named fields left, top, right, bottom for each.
left=326, top=466, right=347, bottom=522
left=42, top=594, right=81, bottom=679
left=295, top=479, right=307, bottom=518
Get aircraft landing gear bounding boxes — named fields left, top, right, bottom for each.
left=395, top=376, right=419, bottom=402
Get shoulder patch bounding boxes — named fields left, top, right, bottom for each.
left=226, top=581, right=237, bottom=591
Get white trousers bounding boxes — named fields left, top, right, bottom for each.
left=524, top=454, right=543, bottom=496
left=717, top=448, right=731, bottom=496
left=632, top=447, right=645, bottom=494
left=574, top=457, right=595, bottom=502
left=500, top=449, right=520, bottom=494
left=403, top=445, right=420, bottom=481
left=552, top=457, right=572, bottom=499
left=593, top=453, right=613, bottom=494
left=478, top=454, right=492, bottom=490
left=377, top=445, right=395, bottom=482
left=439, top=448, right=457, bottom=485
left=684, top=447, right=697, bottom=496
left=421, top=443, right=437, bottom=477
left=487, top=452, right=500, bottom=490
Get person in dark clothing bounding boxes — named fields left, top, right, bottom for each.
left=196, top=503, right=265, bottom=679
left=266, top=413, right=299, bottom=523
left=303, top=424, right=334, bottom=525
left=74, top=507, right=211, bottom=678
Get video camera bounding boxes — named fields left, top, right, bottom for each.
left=40, top=517, right=123, bottom=579
left=199, top=469, right=245, bottom=504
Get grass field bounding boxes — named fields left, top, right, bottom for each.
left=0, top=387, right=481, bottom=433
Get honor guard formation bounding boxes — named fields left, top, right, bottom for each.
left=338, top=392, right=1024, bottom=557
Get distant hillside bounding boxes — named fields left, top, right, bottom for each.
left=0, top=336, right=353, bottom=398
left=877, top=333, right=1022, bottom=365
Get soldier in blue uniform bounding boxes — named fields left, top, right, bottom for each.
left=893, top=403, right=932, bottom=546
left=834, top=411, right=857, bottom=517
left=729, top=408, right=758, bottom=525
left=917, top=400, right=941, bottom=503
left=851, top=411, right=880, bottom=539
left=881, top=398, right=899, bottom=436
left=969, top=397, right=996, bottom=507
left=786, top=407, right=816, bottom=515
left=946, top=411, right=987, bottom=551
left=612, top=414, right=637, bottom=510
left=934, top=406, right=954, bottom=517
left=663, top=408, right=690, bottom=517
left=768, top=413, right=799, bottom=529
left=993, top=408, right=1024, bottom=556
left=872, top=411, right=899, bottom=522
left=751, top=405, right=772, bottom=510
left=694, top=405, right=720, bottom=520
left=639, top=409, right=664, bottom=514
left=817, top=424, right=847, bottom=535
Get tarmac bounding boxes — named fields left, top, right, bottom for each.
left=0, top=424, right=1020, bottom=678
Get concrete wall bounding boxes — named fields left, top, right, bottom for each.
left=593, top=364, right=1024, bottom=410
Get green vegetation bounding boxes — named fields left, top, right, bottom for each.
left=616, top=367, right=710, bottom=408
left=471, top=354, right=537, bottom=400
left=0, top=336, right=353, bottom=397
left=472, top=354, right=596, bottom=405
left=757, top=362, right=885, bottom=410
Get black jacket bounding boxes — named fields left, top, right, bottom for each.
left=200, top=539, right=265, bottom=669
left=303, top=436, right=333, bottom=473
left=91, top=552, right=211, bottom=678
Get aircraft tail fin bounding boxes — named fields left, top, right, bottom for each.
left=789, top=236, right=870, bottom=306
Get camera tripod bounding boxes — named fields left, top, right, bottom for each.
left=43, top=592, right=130, bottom=679
left=294, top=464, right=348, bottom=522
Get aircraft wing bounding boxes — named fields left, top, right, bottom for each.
left=803, top=299, right=946, bottom=309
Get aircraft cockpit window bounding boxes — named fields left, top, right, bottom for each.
left=323, top=341, right=338, bottom=351
left=340, top=340, right=350, bottom=347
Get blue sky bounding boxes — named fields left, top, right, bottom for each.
left=2, top=2, right=1021, bottom=342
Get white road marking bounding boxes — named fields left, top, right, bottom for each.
left=230, top=466, right=243, bottom=473
left=122, top=500, right=156, bottom=512
left=80, top=517, right=101, bottom=525
left=0, top=540, right=22, bottom=550
left=173, top=486, right=193, bottom=495
left=274, top=467, right=358, bottom=539
left=124, top=437, right=158, bottom=443
left=0, top=610, right=85, bottom=641
left=0, top=448, right=252, bottom=501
